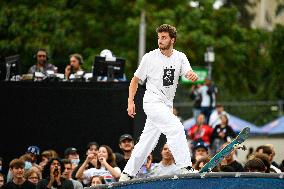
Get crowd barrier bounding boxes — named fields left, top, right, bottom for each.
left=89, top=172, right=284, bottom=189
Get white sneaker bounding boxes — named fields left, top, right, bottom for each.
left=119, top=172, right=133, bottom=182
left=179, top=166, right=195, bottom=174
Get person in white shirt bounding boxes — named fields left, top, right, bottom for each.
left=198, top=78, right=217, bottom=124
left=76, top=145, right=121, bottom=185
left=119, top=24, right=198, bottom=181
left=208, top=104, right=229, bottom=128
left=149, top=144, right=179, bottom=177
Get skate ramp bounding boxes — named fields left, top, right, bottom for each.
left=88, top=172, right=284, bottom=189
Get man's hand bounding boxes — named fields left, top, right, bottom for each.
left=186, top=70, right=198, bottom=82
left=127, top=99, right=136, bottom=118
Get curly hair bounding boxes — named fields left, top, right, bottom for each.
left=156, top=24, right=177, bottom=43
left=42, top=158, right=64, bottom=179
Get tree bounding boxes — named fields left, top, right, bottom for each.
left=0, top=0, right=281, bottom=105
left=223, top=0, right=256, bottom=28
left=268, top=24, right=284, bottom=99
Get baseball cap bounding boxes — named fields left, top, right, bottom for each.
left=64, top=147, right=78, bottom=157
left=26, top=146, right=40, bottom=156
left=119, top=134, right=133, bottom=142
left=193, top=141, right=209, bottom=151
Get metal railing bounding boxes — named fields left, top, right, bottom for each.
left=174, top=100, right=284, bottom=126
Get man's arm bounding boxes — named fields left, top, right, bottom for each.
left=127, top=76, right=140, bottom=118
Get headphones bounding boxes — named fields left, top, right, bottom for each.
left=33, top=48, right=49, bottom=61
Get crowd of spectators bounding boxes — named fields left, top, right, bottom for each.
left=0, top=129, right=283, bottom=189
left=185, top=103, right=283, bottom=175
left=0, top=76, right=283, bottom=188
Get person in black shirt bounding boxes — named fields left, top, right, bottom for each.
left=220, top=142, right=244, bottom=172
left=2, top=158, right=35, bottom=189
left=37, top=158, right=73, bottom=189
left=211, top=114, right=236, bottom=155
left=115, top=134, right=134, bottom=171
left=252, top=152, right=271, bottom=173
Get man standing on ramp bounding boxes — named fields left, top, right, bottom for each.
left=119, top=24, right=198, bottom=181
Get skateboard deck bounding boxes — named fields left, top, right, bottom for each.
left=199, top=127, right=250, bottom=173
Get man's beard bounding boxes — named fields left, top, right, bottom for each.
left=159, top=42, right=171, bottom=50
left=39, top=60, right=46, bottom=65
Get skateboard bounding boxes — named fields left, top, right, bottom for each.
left=199, top=127, right=250, bottom=173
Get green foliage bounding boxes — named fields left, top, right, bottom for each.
left=268, top=24, right=284, bottom=99
left=0, top=0, right=139, bottom=74
left=0, top=0, right=282, bottom=106
left=223, top=0, right=256, bottom=28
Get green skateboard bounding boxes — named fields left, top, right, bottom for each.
left=199, top=127, right=250, bottom=173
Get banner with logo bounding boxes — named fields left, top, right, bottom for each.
left=180, top=67, right=208, bottom=84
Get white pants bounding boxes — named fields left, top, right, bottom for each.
left=123, top=102, right=192, bottom=176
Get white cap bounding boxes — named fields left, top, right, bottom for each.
left=100, top=49, right=113, bottom=58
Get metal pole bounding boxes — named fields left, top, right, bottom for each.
left=278, top=100, right=283, bottom=116
left=208, top=61, right=212, bottom=80
left=138, top=9, right=146, bottom=66
left=205, top=47, right=214, bottom=80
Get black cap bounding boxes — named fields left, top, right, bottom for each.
left=119, top=134, right=133, bottom=142
left=64, top=147, right=78, bottom=157
left=193, top=141, right=209, bottom=151
left=26, top=146, right=40, bottom=156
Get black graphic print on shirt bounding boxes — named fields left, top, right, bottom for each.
left=163, top=67, right=175, bottom=86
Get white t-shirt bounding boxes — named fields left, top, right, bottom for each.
left=82, top=166, right=121, bottom=184
left=135, top=49, right=192, bottom=107
left=209, top=110, right=229, bottom=128
left=198, top=84, right=217, bottom=108
left=198, top=85, right=210, bottom=107
left=150, top=162, right=180, bottom=177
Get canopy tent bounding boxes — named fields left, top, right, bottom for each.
left=183, top=113, right=264, bottom=134
left=261, top=116, right=284, bottom=135
left=227, top=114, right=263, bottom=134
left=183, top=117, right=196, bottom=130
